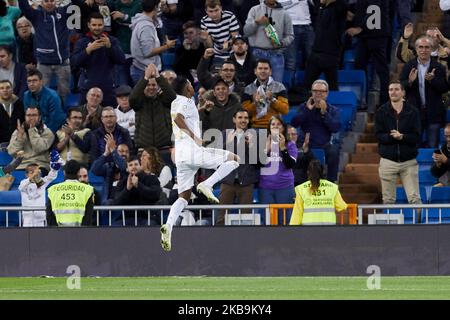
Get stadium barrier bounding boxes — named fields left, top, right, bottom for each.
left=0, top=204, right=359, bottom=227
left=358, top=203, right=450, bottom=225
left=269, top=204, right=358, bottom=225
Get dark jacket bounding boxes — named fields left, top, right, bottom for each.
left=291, top=103, right=341, bottom=148
left=229, top=52, right=257, bottom=87
left=16, top=34, right=36, bottom=66
left=375, top=102, right=421, bottom=162
left=91, top=150, right=128, bottom=204
left=197, top=56, right=244, bottom=96
left=431, top=145, right=450, bottom=179
left=129, top=76, right=176, bottom=149
left=221, top=129, right=260, bottom=186
left=18, top=0, right=85, bottom=65
left=200, top=92, right=242, bottom=132
left=310, top=0, right=347, bottom=57
left=293, top=148, right=315, bottom=186
left=0, top=96, right=24, bottom=144
left=400, top=58, right=448, bottom=125
left=89, top=124, right=133, bottom=160
left=13, top=62, right=28, bottom=99
left=112, top=172, right=161, bottom=207
left=352, top=0, right=391, bottom=38
left=174, top=42, right=206, bottom=84
left=71, top=33, right=126, bottom=99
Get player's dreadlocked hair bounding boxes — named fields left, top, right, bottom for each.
left=307, top=159, right=324, bottom=194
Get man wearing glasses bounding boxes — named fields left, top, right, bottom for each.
left=400, top=36, right=448, bottom=148
left=431, top=124, right=450, bottom=185
left=291, top=79, right=341, bottom=182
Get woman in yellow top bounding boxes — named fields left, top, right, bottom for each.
left=290, top=159, right=347, bottom=225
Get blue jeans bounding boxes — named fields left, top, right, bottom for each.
left=284, top=24, right=314, bottom=71
left=324, top=143, right=340, bottom=182
left=252, top=48, right=285, bottom=83
left=259, top=186, right=295, bottom=225
left=130, top=64, right=145, bottom=86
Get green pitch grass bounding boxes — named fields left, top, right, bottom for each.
left=0, top=276, right=450, bottom=299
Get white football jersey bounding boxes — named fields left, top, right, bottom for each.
left=171, top=95, right=201, bottom=163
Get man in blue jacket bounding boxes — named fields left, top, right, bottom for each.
left=71, top=12, right=126, bottom=107
left=18, top=0, right=85, bottom=102
left=24, top=69, right=66, bottom=133
left=291, top=79, right=341, bottom=182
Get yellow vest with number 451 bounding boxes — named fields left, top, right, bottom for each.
left=292, top=179, right=347, bottom=225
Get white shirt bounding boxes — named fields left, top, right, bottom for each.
left=277, top=0, right=311, bottom=25
left=440, top=0, right=450, bottom=11
left=19, top=169, right=58, bottom=208
left=171, top=94, right=201, bottom=163
left=417, top=58, right=430, bottom=107
left=115, top=106, right=136, bottom=139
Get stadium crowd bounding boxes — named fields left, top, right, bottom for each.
left=0, top=0, right=450, bottom=226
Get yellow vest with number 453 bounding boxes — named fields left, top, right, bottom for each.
left=293, top=179, right=347, bottom=225
left=47, top=180, right=93, bottom=226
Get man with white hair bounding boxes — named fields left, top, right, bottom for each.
left=290, top=79, right=341, bottom=182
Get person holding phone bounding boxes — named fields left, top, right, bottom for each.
left=291, top=79, right=341, bottom=182
left=431, top=123, right=450, bottom=184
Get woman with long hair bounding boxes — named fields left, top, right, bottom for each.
left=140, top=146, right=173, bottom=197
left=289, top=159, right=347, bottom=225
left=259, top=115, right=297, bottom=224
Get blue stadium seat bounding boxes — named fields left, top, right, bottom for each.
left=327, top=91, right=357, bottom=131
left=0, top=151, right=12, bottom=166
left=393, top=186, right=427, bottom=224
left=282, top=107, right=299, bottom=124
left=423, top=187, right=450, bottom=224
left=337, top=70, right=366, bottom=103
left=294, top=71, right=305, bottom=86
left=161, top=52, right=175, bottom=69
left=343, top=50, right=355, bottom=70
left=282, top=69, right=293, bottom=90
left=253, top=188, right=259, bottom=204
left=11, top=170, right=26, bottom=189
left=418, top=166, right=437, bottom=186
left=65, top=93, right=81, bottom=109
left=416, top=148, right=435, bottom=165
left=311, top=148, right=325, bottom=165
left=0, top=190, right=21, bottom=226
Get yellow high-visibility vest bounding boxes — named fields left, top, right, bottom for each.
left=296, top=179, right=341, bottom=225
left=47, top=180, right=93, bottom=226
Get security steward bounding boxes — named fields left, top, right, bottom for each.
left=46, top=160, right=94, bottom=226
left=289, top=159, right=347, bottom=225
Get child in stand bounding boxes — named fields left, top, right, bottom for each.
left=18, top=150, right=63, bottom=227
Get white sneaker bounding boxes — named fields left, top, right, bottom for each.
left=197, top=183, right=220, bottom=204
left=160, top=224, right=171, bottom=252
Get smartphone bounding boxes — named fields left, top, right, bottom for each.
left=434, top=149, right=441, bottom=154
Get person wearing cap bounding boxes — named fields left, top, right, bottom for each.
left=199, top=78, right=242, bottom=135
left=229, top=35, right=257, bottom=86
left=114, top=85, right=136, bottom=141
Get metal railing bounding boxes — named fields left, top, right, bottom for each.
left=357, top=204, right=450, bottom=225
left=0, top=205, right=270, bottom=227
